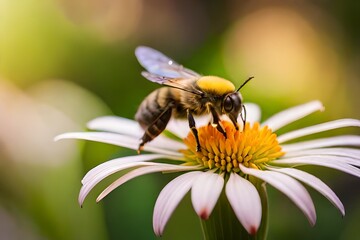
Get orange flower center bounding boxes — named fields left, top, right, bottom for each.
left=181, top=121, right=285, bottom=173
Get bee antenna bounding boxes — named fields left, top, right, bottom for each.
left=236, top=76, right=254, bottom=92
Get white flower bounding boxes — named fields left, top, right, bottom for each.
left=55, top=100, right=360, bottom=236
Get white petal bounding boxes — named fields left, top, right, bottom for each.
left=153, top=171, right=202, bottom=236
left=166, top=118, right=190, bottom=139
left=166, top=115, right=212, bottom=139
left=284, top=147, right=360, bottom=160
left=243, top=103, right=261, bottom=125
left=79, top=161, right=165, bottom=206
left=148, top=136, right=186, bottom=151
left=261, top=101, right=324, bottom=131
left=87, top=116, right=143, bottom=137
left=283, top=151, right=360, bottom=167
left=193, top=114, right=213, bottom=127
left=54, top=131, right=139, bottom=149
left=267, top=167, right=345, bottom=216
left=240, top=164, right=316, bottom=226
left=97, top=164, right=201, bottom=202
left=271, top=156, right=360, bottom=178
left=191, top=172, right=224, bottom=220
left=82, top=154, right=174, bottom=185
left=225, top=172, right=262, bottom=235
left=278, top=119, right=360, bottom=143
left=55, top=132, right=183, bottom=157
left=281, top=135, right=360, bottom=152
left=87, top=116, right=186, bottom=151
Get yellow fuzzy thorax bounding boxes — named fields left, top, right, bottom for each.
left=196, top=76, right=235, bottom=95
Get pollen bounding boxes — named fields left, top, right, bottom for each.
left=180, top=121, right=285, bottom=173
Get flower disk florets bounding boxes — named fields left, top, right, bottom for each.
left=181, top=121, right=285, bottom=173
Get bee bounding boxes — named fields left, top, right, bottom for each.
left=135, top=46, right=252, bottom=152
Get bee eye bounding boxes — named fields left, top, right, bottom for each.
left=224, top=96, right=233, bottom=112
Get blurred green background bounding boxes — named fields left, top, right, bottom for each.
left=0, top=0, right=359, bottom=239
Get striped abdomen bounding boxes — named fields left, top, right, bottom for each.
left=135, top=87, right=176, bottom=148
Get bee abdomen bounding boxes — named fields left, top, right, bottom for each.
left=135, top=88, right=173, bottom=128
left=139, top=106, right=172, bottom=147
left=135, top=88, right=175, bottom=148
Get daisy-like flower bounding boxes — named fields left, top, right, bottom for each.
left=56, top=100, right=360, bottom=238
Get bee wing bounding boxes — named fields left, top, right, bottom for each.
left=141, top=72, right=203, bottom=95
left=135, top=46, right=201, bottom=78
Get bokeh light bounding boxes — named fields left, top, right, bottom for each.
left=224, top=5, right=342, bottom=102
left=56, top=0, right=143, bottom=42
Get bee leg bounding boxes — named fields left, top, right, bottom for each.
left=209, top=105, right=227, bottom=139
left=137, top=143, right=145, bottom=154
left=187, top=109, right=201, bottom=152
left=240, top=104, right=247, bottom=128
left=138, top=106, right=172, bottom=153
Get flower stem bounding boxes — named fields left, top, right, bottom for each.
left=199, top=192, right=250, bottom=240
left=254, top=180, right=269, bottom=240
left=199, top=180, right=269, bottom=240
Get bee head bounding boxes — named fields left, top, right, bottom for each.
left=222, top=92, right=242, bottom=129
left=222, top=76, right=253, bottom=129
